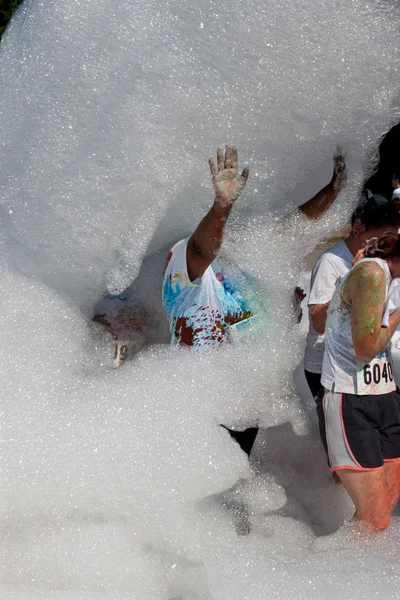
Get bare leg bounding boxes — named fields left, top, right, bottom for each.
left=383, top=461, right=400, bottom=512
left=337, top=468, right=391, bottom=530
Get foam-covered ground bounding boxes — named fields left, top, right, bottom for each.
left=1, top=0, right=400, bottom=598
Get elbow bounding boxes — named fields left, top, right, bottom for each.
left=354, top=348, right=375, bottom=364
left=311, top=315, right=325, bottom=335
left=313, top=321, right=325, bottom=335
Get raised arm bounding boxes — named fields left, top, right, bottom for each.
left=297, top=152, right=347, bottom=220
left=186, top=146, right=249, bottom=281
left=343, top=261, right=400, bottom=362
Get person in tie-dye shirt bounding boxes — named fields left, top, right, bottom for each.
left=163, top=146, right=346, bottom=349
left=162, top=145, right=346, bottom=459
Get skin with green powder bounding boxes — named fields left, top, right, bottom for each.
left=342, top=256, right=400, bottom=363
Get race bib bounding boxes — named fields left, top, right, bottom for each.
left=356, top=349, right=396, bottom=395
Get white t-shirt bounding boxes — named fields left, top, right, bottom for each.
left=392, top=188, right=400, bottom=200
left=162, top=238, right=260, bottom=346
left=304, top=239, right=353, bottom=374
left=322, top=258, right=395, bottom=395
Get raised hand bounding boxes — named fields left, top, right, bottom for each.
left=208, top=146, right=249, bottom=207
left=331, top=147, right=347, bottom=193
left=115, top=307, right=144, bottom=332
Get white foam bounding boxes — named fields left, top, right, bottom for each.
left=1, top=0, right=400, bottom=598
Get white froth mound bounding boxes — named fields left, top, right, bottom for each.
left=1, top=0, right=400, bottom=598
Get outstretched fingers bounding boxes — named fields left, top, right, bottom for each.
left=232, top=146, right=238, bottom=172
left=225, top=145, right=233, bottom=169
left=209, top=157, right=218, bottom=178
left=239, top=167, right=249, bottom=190
left=217, top=147, right=224, bottom=172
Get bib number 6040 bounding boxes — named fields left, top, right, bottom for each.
left=363, top=362, right=393, bottom=385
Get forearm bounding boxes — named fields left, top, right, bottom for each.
left=298, top=182, right=338, bottom=220
left=186, top=146, right=248, bottom=280
left=311, top=303, right=329, bottom=334
left=356, top=314, right=400, bottom=363
left=189, top=200, right=232, bottom=261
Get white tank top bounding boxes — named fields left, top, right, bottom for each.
left=321, top=258, right=396, bottom=395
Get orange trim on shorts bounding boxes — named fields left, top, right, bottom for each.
left=383, top=457, right=400, bottom=463
left=329, top=465, right=384, bottom=472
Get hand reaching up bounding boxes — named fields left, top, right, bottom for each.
left=331, top=147, right=347, bottom=193
left=209, top=146, right=249, bottom=207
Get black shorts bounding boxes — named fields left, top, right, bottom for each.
left=317, top=388, right=400, bottom=471
left=304, top=370, right=323, bottom=400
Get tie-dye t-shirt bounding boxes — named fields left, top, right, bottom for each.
left=162, top=238, right=260, bottom=346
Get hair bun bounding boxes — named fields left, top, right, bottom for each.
left=364, top=231, right=399, bottom=258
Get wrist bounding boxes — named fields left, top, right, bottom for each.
left=327, top=179, right=337, bottom=192
left=212, top=198, right=233, bottom=217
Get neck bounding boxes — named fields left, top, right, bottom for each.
left=345, top=234, right=358, bottom=257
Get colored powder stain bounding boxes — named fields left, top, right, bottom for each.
left=224, top=310, right=252, bottom=326
left=175, top=316, right=195, bottom=346
left=365, top=318, right=377, bottom=329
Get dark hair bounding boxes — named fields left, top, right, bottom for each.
left=351, top=194, right=400, bottom=229
left=392, top=173, right=399, bottom=181
left=364, top=232, right=400, bottom=258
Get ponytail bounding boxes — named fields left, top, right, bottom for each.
left=364, top=232, right=400, bottom=258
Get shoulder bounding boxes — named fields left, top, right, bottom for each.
left=321, top=240, right=349, bottom=263
left=313, top=242, right=346, bottom=274
left=343, top=260, right=387, bottom=309
left=165, top=238, right=189, bottom=268
left=349, top=259, right=386, bottom=285
left=169, top=237, right=189, bottom=255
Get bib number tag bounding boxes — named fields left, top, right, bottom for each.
left=357, top=351, right=396, bottom=394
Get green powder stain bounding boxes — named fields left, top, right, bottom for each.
left=365, top=318, right=377, bottom=329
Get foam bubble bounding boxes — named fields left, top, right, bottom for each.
left=1, top=0, right=400, bottom=598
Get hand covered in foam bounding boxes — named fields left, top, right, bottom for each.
left=208, top=146, right=249, bottom=207
left=331, top=147, right=347, bottom=193
left=115, top=307, right=145, bottom=332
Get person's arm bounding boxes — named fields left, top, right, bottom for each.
left=92, top=314, right=116, bottom=336
left=344, top=262, right=400, bottom=362
left=297, top=152, right=347, bottom=220
left=92, top=307, right=145, bottom=336
left=308, top=255, right=341, bottom=333
left=310, top=302, right=330, bottom=334
left=187, top=146, right=249, bottom=281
